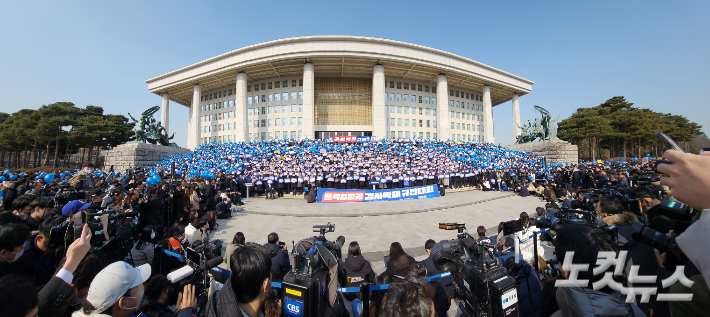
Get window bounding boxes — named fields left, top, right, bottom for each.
left=398, top=131, right=403, bottom=138
left=262, top=107, right=266, bottom=114
left=466, top=93, right=469, bottom=99
left=396, top=93, right=402, bottom=101
left=298, top=92, right=303, bottom=99
left=275, top=81, right=280, bottom=89
left=456, top=101, right=460, bottom=108
left=268, top=106, right=273, bottom=114
left=419, top=132, right=424, bottom=138
left=405, top=119, right=410, bottom=127
left=268, top=82, right=272, bottom=89
left=261, top=119, right=266, bottom=127
left=396, top=82, right=402, bottom=89
left=253, top=96, right=258, bottom=104
left=425, top=85, right=430, bottom=92
left=397, top=106, right=402, bottom=113
left=432, top=87, right=436, bottom=93
left=425, top=97, right=430, bottom=104
left=426, top=120, right=430, bottom=127
left=451, top=111, right=454, bottom=118
left=450, top=100, right=454, bottom=108
left=404, top=83, right=409, bottom=90
left=467, top=124, right=471, bottom=131
left=282, top=118, right=288, bottom=126
left=411, top=95, right=416, bottom=103
left=291, top=105, right=297, bottom=113
left=248, top=108, right=253, bottom=116
left=247, top=85, right=252, bottom=92
left=282, top=105, right=288, bottom=113
left=433, top=110, right=436, bottom=116
left=275, top=131, right=281, bottom=139
left=390, top=81, right=394, bottom=88
left=261, top=83, right=265, bottom=91
left=450, top=90, right=454, bottom=96
left=389, top=93, right=394, bottom=101
left=291, top=92, right=297, bottom=100
left=433, top=132, right=437, bottom=139
left=405, top=131, right=410, bottom=138
left=228, top=123, right=232, bottom=130
left=425, top=108, right=430, bottom=116
left=283, top=92, right=289, bottom=100
left=201, top=106, right=204, bottom=112
left=290, top=117, right=296, bottom=126
left=389, top=118, right=395, bottom=126
left=275, top=118, right=280, bottom=126
left=404, top=106, right=409, bottom=114
left=229, top=100, right=234, bottom=107
left=456, top=112, right=460, bottom=119
left=283, top=80, right=288, bottom=88
left=419, top=120, right=423, bottom=127
left=261, top=95, right=266, bottom=102
left=457, top=123, right=461, bottom=130
left=299, top=104, right=303, bottom=112
left=456, top=91, right=460, bottom=98
left=274, top=93, right=280, bottom=101
left=403, top=94, right=409, bottom=102
left=398, top=118, right=402, bottom=126
left=426, top=132, right=431, bottom=139
left=275, top=106, right=280, bottom=114
left=201, top=96, right=204, bottom=102
left=298, top=117, right=303, bottom=125
left=419, top=107, right=423, bottom=115
left=432, top=97, right=437, bottom=105
left=418, top=84, right=422, bottom=91
left=291, top=131, right=297, bottom=138
left=451, top=122, right=455, bottom=129
left=390, top=106, right=395, bottom=114
left=299, top=79, right=303, bottom=86
left=292, top=80, right=297, bottom=87
left=209, top=93, right=213, bottom=100
left=268, top=119, right=273, bottom=127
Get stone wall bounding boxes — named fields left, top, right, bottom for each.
left=103, top=143, right=190, bottom=173
left=506, top=140, right=579, bottom=165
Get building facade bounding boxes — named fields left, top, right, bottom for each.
left=146, top=36, right=534, bottom=149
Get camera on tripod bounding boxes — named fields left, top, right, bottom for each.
left=167, top=246, right=225, bottom=312
left=282, top=223, right=343, bottom=317
left=432, top=223, right=519, bottom=317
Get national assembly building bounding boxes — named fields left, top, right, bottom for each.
left=145, top=36, right=534, bottom=149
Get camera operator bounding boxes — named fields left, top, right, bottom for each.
left=0, top=222, right=31, bottom=278
left=36, top=224, right=107, bottom=317
left=9, top=215, right=66, bottom=287
left=72, top=261, right=151, bottom=317
left=142, top=186, right=165, bottom=230
left=141, top=274, right=198, bottom=317
left=204, top=243, right=272, bottom=317
left=497, top=236, right=543, bottom=317
left=627, top=187, right=673, bottom=234
left=550, top=224, right=646, bottom=317
left=85, top=188, right=106, bottom=212
left=26, top=197, right=55, bottom=231
left=263, top=232, right=291, bottom=282
left=422, top=239, right=455, bottom=301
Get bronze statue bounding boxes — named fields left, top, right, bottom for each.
left=514, top=105, right=560, bottom=144
left=128, top=106, right=178, bottom=147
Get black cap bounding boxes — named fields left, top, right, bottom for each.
left=90, top=188, right=106, bottom=198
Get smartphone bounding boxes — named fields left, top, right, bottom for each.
left=654, top=131, right=684, bottom=153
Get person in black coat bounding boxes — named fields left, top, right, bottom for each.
left=421, top=239, right=455, bottom=301
left=2, top=183, right=19, bottom=211
left=203, top=179, right=215, bottom=211
left=216, top=198, right=231, bottom=219
left=9, top=216, right=65, bottom=288
left=263, top=232, right=291, bottom=282
left=382, top=242, right=416, bottom=279
left=342, top=241, right=376, bottom=301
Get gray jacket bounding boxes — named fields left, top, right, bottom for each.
left=556, top=286, right=646, bottom=317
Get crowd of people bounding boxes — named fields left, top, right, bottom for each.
left=0, top=137, right=708, bottom=317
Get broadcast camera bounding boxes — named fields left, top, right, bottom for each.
left=282, top=223, right=344, bottom=317
left=536, top=208, right=619, bottom=245
left=50, top=185, right=86, bottom=205
left=166, top=246, right=225, bottom=313
left=432, top=223, right=519, bottom=317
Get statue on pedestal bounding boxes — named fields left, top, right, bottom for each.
left=128, top=106, right=178, bottom=147
left=515, top=105, right=560, bottom=144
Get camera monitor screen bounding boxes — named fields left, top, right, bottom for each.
left=185, top=247, right=201, bottom=264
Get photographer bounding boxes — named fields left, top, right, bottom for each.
left=71, top=163, right=95, bottom=189
left=0, top=222, right=31, bottom=278
left=263, top=232, right=291, bottom=282
left=10, top=215, right=66, bottom=287
left=26, top=197, right=55, bottom=231
left=37, top=224, right=107, bottom=317
left=85, top=188, right=106, bottom=212
left=551, top=224, right=646, bottom=317
left=627, top=187, right=672, bottom=234
left=204, top=243, right=272, bottom=317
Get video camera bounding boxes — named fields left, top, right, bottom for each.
left=536, top=208, right=619, bottom=245
left=166, top=246, right=225, bottom=313
left=432, top=223, right=519, bottom=317
left=49, top=185, right=86, bottom=205
left=282, top=223, right=343, bottom=317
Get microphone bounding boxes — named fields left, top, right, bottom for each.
left=206, top=256, right=224, bottom=270
left=167, top=266, right=195, bottom=283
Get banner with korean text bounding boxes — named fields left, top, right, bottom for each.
left=317, top=184, right=440, bottom=203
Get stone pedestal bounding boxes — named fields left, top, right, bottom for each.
left=506, top=140, right=578, bottom=165
left=103, top=143, right=190, bottom=173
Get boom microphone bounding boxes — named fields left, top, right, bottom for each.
left=167, top=266, right=195, bottom=283
left=206, top=256, right=224, bottom=270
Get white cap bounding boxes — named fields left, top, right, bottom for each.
left=86, top=261, right=151, bottom=313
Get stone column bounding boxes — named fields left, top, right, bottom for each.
left=482, top=85, right=494, bottom=144
left=188, top=84, right=201, bottom=150
left=372, top=64, right=386, bottom=139
left=303, top=63, right=315, bottom=140
left=436, top=74, right=450, bottom=141
left=235, top=72, right=248, bottom=142
left=161, top=93, right=169, bottom=135
left=512, top=93, right=520, bottom=140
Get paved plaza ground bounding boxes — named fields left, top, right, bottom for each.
left=211, top=189, right=545, bottom=272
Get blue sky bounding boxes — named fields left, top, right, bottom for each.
left=1, top=1, right=708, bottom=147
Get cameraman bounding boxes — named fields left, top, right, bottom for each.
left=142, top=186, right=165, bottom=229
left=71, top=163, right=95, bottom=189
left=627, top=187, right=673, bottom=234
left=10, top=215, right=66, bottom=287
left=26, top=197, right=55, bottom=231
left=204, top=243, right=272, bottom=317
left=263, top=232, right=291, bottom=282
left=551, top=224, right=646, bottom=317
left=85, top=188, right=106, bottom=212
left=0, top=222, right=31, bottom=278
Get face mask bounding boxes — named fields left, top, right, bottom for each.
left=121, top=296, right=139, bottom=310
left=68, top=288, right=87, bottom=307
left=150, top=232, right=156, bottom=239
left=8, top=249, right=23, bottom=263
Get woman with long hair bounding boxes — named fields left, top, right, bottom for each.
left=383, top=242, right=416, bottom=279
left=127, top=224, right=156, bottom=267
left=225, top=232, right=245, bottom=270
left=342, top=241, right=376, bottom=301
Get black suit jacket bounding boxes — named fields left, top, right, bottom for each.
left=38, top=276, right=74, bottom=317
